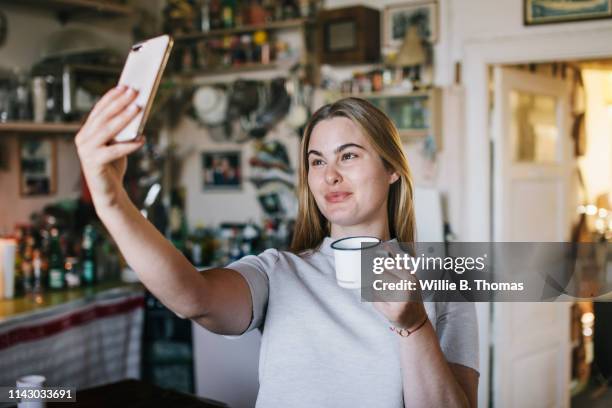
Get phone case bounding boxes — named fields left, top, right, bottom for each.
left=114, top=35, right=173, bottom=142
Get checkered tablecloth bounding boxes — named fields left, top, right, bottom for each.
left=0, top=288, right=144, bottom=389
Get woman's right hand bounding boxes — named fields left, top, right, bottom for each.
left=75, top=85, right=144, bottom=210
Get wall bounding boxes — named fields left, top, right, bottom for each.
left=0, top=3, right=137, bottom=232
left=170, top=29, right=303, bottom=229
left=0, top=0, right=462, bottom=236
left=451, top=0, right=612, bottom=62
left=0, top=136, right=81, bottom=233
left=175, top=118, right=300, bottom=229
left=177, top=0, right=463, bottom=233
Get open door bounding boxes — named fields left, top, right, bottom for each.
left=491, top=67, right=574, bottom=407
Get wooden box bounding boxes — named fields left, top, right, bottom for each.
left=317, top=6, right=380, bottom=65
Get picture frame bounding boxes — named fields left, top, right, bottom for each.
left=19, top=138, right=57, bottom=196
left=383, top=1, right=438, bottom=49
left=202, top=151, right=242, bottom=190
left=524, top=0, right=612, bottom=26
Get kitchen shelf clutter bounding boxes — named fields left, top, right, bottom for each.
left=327, top=88, right=442, bottom=146
left=166, top=1, right=318, bottom=82
left=175, top=18, right=312, bottom=42
left=170, top=25, right=312, bottom=81
left=363, top=89, right=441, bottom=145
left=0, top=0, right=135, bottom=22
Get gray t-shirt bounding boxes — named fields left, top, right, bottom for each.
left=227, top=237, right=478, bottom=408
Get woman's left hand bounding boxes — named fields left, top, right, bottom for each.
left=371, top=242, right=428, bottom=330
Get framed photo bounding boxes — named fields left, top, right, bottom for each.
left=19, top=139, right=57, bottom=196
left=383, top=1, right=438, bottom=48
left=525, top=0, right=612, bottom=26
left=202, top=151, right=242, bottom=190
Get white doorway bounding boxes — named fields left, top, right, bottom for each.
left=490, top=65, right=575, bottom=408
left=462, top=26, right=612, bottom=408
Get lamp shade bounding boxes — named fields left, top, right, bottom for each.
left=395, top=26, right=426, bottom=67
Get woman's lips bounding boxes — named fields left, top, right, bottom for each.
left=325, top=192, right=352, bottom=203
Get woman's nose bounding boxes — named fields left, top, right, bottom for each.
left=324, top=166, right=342, bottom=185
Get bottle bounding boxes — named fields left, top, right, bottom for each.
left=32, top=249, right=45, bottom=295
left=81, top=225, right=96, bottom=286
left=228, top=229, right=242, bottom=262
left=14, top=69, right=32, bottom=121
left=47, top=228, right=65, bottom=290
left=38, top=228, right=50, bottom=289
left=209, top=0, right=223, bottom=29
left=12, top=226, right=26, bottom=297
left=169, top=189, right=189, bottom=257
left=222, top=0, right=236, bottom=28
left=282, top=0, right=299, bottom=20
left=200, top=0, right=211, bottom=32
left=21, top=237, right=34, bottom=295
left=64, top=256, right=81, bottom=288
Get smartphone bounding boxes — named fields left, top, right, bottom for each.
left=114, top=34, right=173, bottom=142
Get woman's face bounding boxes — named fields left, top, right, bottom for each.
left=307, top=117, right=398, bottom=228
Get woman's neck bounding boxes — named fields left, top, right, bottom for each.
left=330, top=220, right=391, bottom=242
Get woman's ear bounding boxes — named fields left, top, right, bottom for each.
left=389, top=171, right=400, bottom=184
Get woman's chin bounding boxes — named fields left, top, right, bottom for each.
left=324, top=211, right=363, bottom=227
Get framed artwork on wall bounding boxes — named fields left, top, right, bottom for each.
left=202, top=151, right=242, bottom=190
left=383, top=1, right=438, bottom=48
left=19, top=138, right=57, bottom=196
left=524, top=0, right=612, bottom=25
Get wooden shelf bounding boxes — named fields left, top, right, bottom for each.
left=0, top=122, right=81, bottom=134
left=173, top=62, right=280, bottom=78
left=341, top=89, right=434, bottom=99
left=0, top=0, right=135, bottom=21
left=175, top=18, right=312, bottom=41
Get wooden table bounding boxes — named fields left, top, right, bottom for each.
left=49, top=379, right=229, bottom=408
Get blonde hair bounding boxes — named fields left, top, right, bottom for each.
left=289, top=97, right=416, bottom=253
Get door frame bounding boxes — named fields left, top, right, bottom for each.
left=462, top=26, right=612, bottom=408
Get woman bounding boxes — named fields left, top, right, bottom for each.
left=76, top=86, right=479, bottom=407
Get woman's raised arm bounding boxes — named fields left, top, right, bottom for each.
left=75, top=86, right=253, bottom=335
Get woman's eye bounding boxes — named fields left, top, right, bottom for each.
left=341, top=152, right=357, bottom=161
left=311, top=159, right=324, bottom=166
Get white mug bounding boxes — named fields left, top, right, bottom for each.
left=331, top=236, right=381, bottom=289
left=16, top=374, right=46, bottom=408
left=0, top=239, right=17, bottom=299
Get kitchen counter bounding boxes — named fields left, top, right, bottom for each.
left=0, top=281, right=145, bottom=390
left=0, top=281, right=143, bottom=326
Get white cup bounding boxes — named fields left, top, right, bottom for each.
left=331, top=236, right=381, bottom=289
left=31, top=77, right=47, bottom=123
left=0, top=239, right=17, bottom=299
left=16, top=374, right=46, bottom=408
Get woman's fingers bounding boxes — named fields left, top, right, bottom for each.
left=97, top=87, right=139, bottom=123
left=76, top=86, right=139, bottom=147
left=89, top=86, right=127, bottom=118
left=97, top=138, right=145, bottom=164
left=88, top=87, right=139, bottom=133
left=92, top=103, right=142, bottom=146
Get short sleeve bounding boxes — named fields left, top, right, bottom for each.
left=225, top=248, right=279, bottom=334
left=434, top=302, right=479, bottom=374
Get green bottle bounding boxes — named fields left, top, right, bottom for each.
left=81, top=225, right=97, bottom=286
left=48, top=228, right=65, bottom=290
left=221, top=0, right=235, bottom=28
